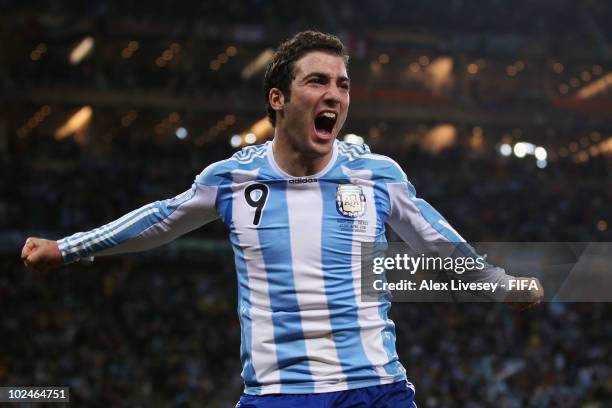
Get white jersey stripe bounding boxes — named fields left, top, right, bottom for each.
left=286, top=182, right=346, bottom=392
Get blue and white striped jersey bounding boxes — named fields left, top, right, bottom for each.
left=57, top=140, right=511, bottom=395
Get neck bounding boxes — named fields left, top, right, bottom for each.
left=271, top=134, right=334, bottom=177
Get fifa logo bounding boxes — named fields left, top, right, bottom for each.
left=336, top=184, right=366, bottom=218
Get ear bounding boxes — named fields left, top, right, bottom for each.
left=269, top=88, right=285, bottom=112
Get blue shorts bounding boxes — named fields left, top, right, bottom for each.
left=236, top=381, right=417, bottom=408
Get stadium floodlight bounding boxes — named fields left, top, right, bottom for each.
left=523, top=142, right=536, bottom=155
left=175, top=127, right=188, bottom=139
left=499, top=144, right=512, bottom=157
left=534, top=147, right=547, bottom=161
left=513, top=142, right=527, bottom=158
left=230, top=135, right=242, bottom=148
left=245, top=133, right=256, bottom=144
left=426, top=56, right=453, bottom=93
left=343, top=134, right=364, bottom=145
left=55, top=106, right=93, bottom=140
left=499, top=144, right=512, bottom=156
left=421, top=124, right=456, bottom=154
left=597, top=137, right=612, bottom=155
left=236, top=116, right=273, bottom=146
left=69, top=36, right=94, bottom=65
left=576, top=72, right=612, bottom=99
left=241, top=48, right=274, bottom=79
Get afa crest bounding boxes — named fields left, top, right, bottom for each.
left=336, top=184, right=366, bottom=218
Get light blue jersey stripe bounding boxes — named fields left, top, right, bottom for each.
left=320, top=178, right=378, bottom=387
left=372, top=182, right=405, bottom=378
left=257, top=181, right=313, bottom=392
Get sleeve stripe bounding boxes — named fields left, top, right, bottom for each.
left=60, top=207, right=161, bottom=256
left=59, top=203, right=158, bottom=253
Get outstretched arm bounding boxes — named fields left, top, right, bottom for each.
left=385, top=175, right=543, bottom=306
left=21, top=181, right=219, bottom=271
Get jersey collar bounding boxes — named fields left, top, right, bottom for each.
left=266, top=139, right=339, bottom=179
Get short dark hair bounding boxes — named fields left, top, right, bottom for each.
left=263, top=31, right=349, bottom=126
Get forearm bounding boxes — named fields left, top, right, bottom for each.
left=57, top=203, right=171, bottom=262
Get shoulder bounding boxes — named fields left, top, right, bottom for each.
left=195, top=142, right=269, bottom=186
left=337, top=140, right=371, bottom=160
left=338, top=141, right=407, bottom=183
left=231, top=143, right=269, bottom=164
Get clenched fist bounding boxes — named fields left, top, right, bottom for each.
left=21, top=237, right=64, bottom=272
left=505, top=277, right=545, bottom=310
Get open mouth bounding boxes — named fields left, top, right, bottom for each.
left=314, top=111, right=337, bottom=137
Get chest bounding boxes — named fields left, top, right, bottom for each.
left=221, top=180, right=387, bottom=241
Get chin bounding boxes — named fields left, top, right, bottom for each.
left=307, top=136, right=335, bottom=157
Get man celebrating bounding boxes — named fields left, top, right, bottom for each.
left=22, top=31, right=542, bottom=407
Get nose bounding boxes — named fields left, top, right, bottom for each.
left=323, top=84, right=344, bottom=107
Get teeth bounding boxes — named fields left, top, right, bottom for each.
left=322, top=112, right=336, bottom=119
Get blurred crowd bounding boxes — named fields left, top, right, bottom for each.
left=0, top=255, right=240, bottom=407
left=2, top=131, right=610, bottom=242
left=2, top=255, right=610, bottom=407
left=391, top=147, right=611, bottom=242
left=395, top=301, right=611, bottom=408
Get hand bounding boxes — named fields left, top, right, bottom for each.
left=21, top=237, right=64, bottom=272
left=505, top=277, right=545, bottom=310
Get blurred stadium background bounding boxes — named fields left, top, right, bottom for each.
left=1, top=1, right=611, bottom=406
